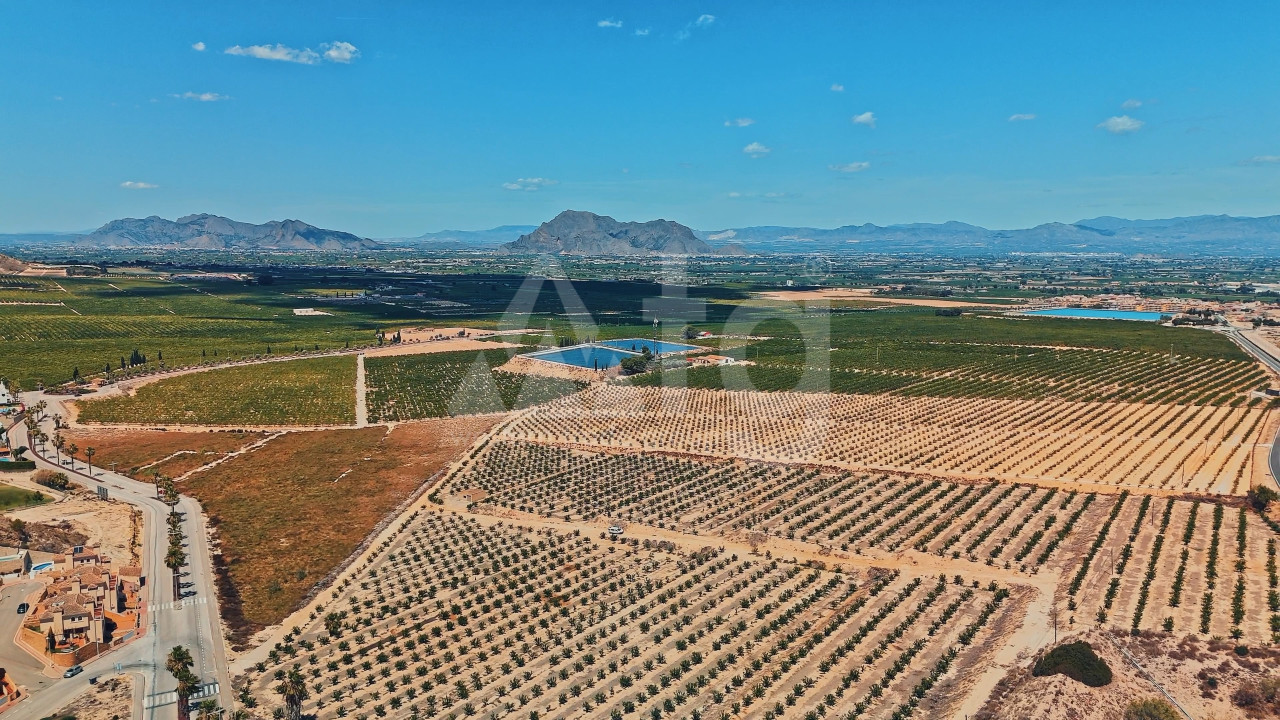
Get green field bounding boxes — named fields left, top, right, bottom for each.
left=632, top=312, right=1266, bottom=405
left=365, top=349, right=586, bottom=421
left=76, top=356, right=356, bottom=426
left=0, top=484, right=49, bottom=511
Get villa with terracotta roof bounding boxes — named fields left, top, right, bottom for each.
left=22, top=546, right=141, bottom=660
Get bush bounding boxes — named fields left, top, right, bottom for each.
left=1124, top=698, right=1179, bottom=720
left=32, top=469, right=70, bottom=490
left=1249, top=485, right=1279, bottom=511
left=1031, top=641, right=1112, bottom=687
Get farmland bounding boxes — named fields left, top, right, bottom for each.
left=245, top=510, right=1015, bottom=720
left=365, top=350, right=587, bottom=421
left=443, top=439, right=1280, bottom=643
left=498, top=386, right=1276, bottom=494
left=633, top=344, right=1267, bottom=405
left=178, top=418, right=499, bottom=642
left=75, top=355, right=357, bottom=426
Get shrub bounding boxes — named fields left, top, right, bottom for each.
left=1031, top=641, right=1112, bottom=687
left=1123, top=698, right=1179, bottom=720
left=32, top=469, right=70, bottom=490
left=1249, top=485, right=1279, bottom=511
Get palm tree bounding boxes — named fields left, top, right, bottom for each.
left=175, top=670, right=200, bottom=720
left=196, top=698, right=222, bottom=719
left=166, top=545, right=187, bottom=599
left=276, top=667, right=309, bottom=720
left=67, top=443, right=78, bottom=470
left=84, top=446, right=95, bottom=477
left=52, top=433, right=64, bottom=466
left=168, top=646, right=197, bottom=720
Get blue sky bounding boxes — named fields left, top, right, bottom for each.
left=3, top=1, right=1280, bottom=236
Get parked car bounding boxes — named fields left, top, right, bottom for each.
left=63, top=665, right=82, bottom=678
left=15, top=602, right=27, bottom=614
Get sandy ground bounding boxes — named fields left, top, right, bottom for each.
left=757, top=287, right=1014, bottom=307
left=497, top=353, right=608, bottom=382
left=11, top=494, right=140, bottom=565
left=363, top=337, right=520, bottom=358
left=975, top=630, right=1280, bottom=720
left=48, top=674, right=134, bottom=720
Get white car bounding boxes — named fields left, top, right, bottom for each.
left=607, top=526, right=624, bottom=537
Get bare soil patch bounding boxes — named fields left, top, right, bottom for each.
left=48, top=674, right=133, bottom=720
left=182, top=416, right=499, bottom=645
left=757, top=287, right=1012, bottom=307
left=11, top=493, right=140, bottom=564
left=61, top=428, right=267, bottom=479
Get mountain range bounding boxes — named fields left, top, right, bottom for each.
left=3, top=212, right=1280, bottom=256
left=695, top=215, right=1280, bottom=255
left=73, top=214, right=382, bottom=252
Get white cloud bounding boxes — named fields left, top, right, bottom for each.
left=634, top=28, right=650, bottom=36
left=727, top=192, right=742, bottom=198
left=120, top=181, right=158, bottom=189
left=598, top=18, right=623, bottom=28
left=192, top=41, right=206, bottom=52
left=502, top=177, right=557, bottom=191
left=172, top=91, right=229, bottom=102
left=830, top=83, right=844, bottom=92
left=1098, top=115, right=1144, bottom=134
left=1122, top=98, right=1142, bottom=109
left=1245, top=155, right=1280, bottom=165
left=742, top=142, right=771, bottom=157
left=829, top=161, right=871, bottom=173
left=225, top=41, right=361, bottom=65
left=723, top=117, right=755, bottom=127
left=695, top=14, right=716, bottom=26
left=225, top=43, right=320, bottom=64
left=322, top=41, right=360, bottom=63
left=851, top=111, right=876, bottom=128
left=1008, top=113, right=1036, bottom=122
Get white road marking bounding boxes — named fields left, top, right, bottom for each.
left=147, top=597, right=207, bottom=612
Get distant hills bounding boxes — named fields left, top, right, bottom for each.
left=382, top=225, right=537, bottom=250
left=500, top=210, right=742, bottom=256
left=74, top=214, right=382, bottom=252
left=3, top=211, right=1280, bottom=256
left=696, top=215, right=1280, bottom=256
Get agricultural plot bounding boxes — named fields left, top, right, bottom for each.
left=498, top=386, right=1277, bottom=494
left=61, top=428, right=267, bottom=479
left=365, top=350, right=587, bottom=421
left=633, top=345, right=1268, bottom=406
left=76, top=356, right=357, bottom=426
left=446, top=441, right=1101, bottom=573
left=246, top=511, right=1014, bottom=720
left=1065, top=496, right=1279, bottom=642
left=182, top=418, right=499, bottom=641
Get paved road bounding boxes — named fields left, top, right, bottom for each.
left=1223, top=328, right=1280, bottom=488
left=0, top=582, right=55, bottom=695
left=5, top=393, right=234, bottom=720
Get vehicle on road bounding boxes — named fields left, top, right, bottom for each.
left=16, top=602, right=28, bottom=614
left=63, top=665, right=82, bottom=678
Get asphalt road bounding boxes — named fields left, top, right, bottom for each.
left=4, top=393, right=234, bottom=720
left=1223, top=328, right=1280, bottom=488
left=0, top=582, right=55, bottom=695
